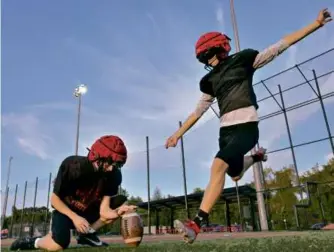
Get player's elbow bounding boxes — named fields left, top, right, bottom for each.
left=99, top=209, right=115, bottom=224
left=193, top=103, right=212, bottom=119
left=99, top=206, right=114, bottom=221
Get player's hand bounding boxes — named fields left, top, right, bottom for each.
left=316, top=8, right=332, bottom=26
left=117, top=205, right=138, bottom=216
left=72, top=215, right=90, bottom=233
left=165, top=134, right=180, bottom=149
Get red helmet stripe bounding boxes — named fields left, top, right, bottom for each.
left=195, top=31, right=231, bottom=58
left=88, top=135, right=127, bottom=164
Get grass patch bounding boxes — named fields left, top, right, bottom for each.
left=4, top=231, right=334, bottom=252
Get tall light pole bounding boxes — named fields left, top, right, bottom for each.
left=74, top=84, right=87, bottom=155
left=229, top=0, right=269, bottom=231
left=1, top=156, right=13, bottom=228
left=230, top=0, right=241, bottom=52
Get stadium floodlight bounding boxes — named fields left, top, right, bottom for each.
left=74, top=84, right=88, bottom=155
left=74, top=84, right=88, bottom=97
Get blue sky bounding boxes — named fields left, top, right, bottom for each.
left=1, top=0, right=334, bottom=211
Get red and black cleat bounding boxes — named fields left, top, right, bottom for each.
left=174, top=219, right=201, bottom=244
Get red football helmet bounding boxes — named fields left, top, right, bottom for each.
left=88, top=135, right=127, bottom=168
left=195, top=31, right=231, bottom=64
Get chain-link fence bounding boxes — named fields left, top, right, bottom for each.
left=1, top=48, right=334, bottom=237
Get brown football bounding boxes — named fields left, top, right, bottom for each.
left=121, top=211, right=144, bottom=247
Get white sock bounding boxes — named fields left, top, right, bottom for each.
left=88, top=227, right=96, bottom=233
left=34, top=238, right=41, bottom=248
left=243, top=156, right=254, bottom=169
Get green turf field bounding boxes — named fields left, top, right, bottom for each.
left=3, top=231, right=333, bottom=252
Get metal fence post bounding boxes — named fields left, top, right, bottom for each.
left=312, top=69, right=334, bottom=154
left=30, top=177, right=39, bottom=237
left=9, top=184, right=18, bottom=238
left=179, top=121, right=189, bottom=219
left=19, top=181, right=28, bottom=238
left=43, top=173, right=52, bottom=235
left=278, top=85, right=301, bottom=188
left=146, top=136, right=151, bottom=235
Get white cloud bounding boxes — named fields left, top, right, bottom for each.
left=6, top=29, right=333, bottom=181
left=325, top=152, right=334, bottom=162
left=60, top=35, right=219, bottom=147
left=216, top=6, right=225, bottom=30
left=2, top=113, right=52, bottom=160
left=285, top=45, right=298, bottom=68
left=259, top=72, right=334, bottom=151
left=2, top=4, right=334, bottom=202
left=146, top=12, right=161, bottom=35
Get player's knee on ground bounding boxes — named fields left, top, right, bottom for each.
left=45, top=243, right=65, bottom=251
left=51, top=233, right=71, bottom=250
left=37, top=234, right=68, bottom=251
left=50, top=211, right=73, bottom=250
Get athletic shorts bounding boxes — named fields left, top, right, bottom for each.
left=215, top=121, right=259, bottom=178
left=50, top=195, right=127, bottom=249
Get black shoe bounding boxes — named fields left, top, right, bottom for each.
left=10, top=237, right=38, bottom=251
left=76, top=232, right=108, bottom=247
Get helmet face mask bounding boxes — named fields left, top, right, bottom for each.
left=197, top=47, right=225, bottom=65
left=96, top=157, right=125, bottom=172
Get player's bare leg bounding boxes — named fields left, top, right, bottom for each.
left=34, top=234, right=63, bottom=251
left=174, top=158, right=228, bottom=244
left=232, top=147, right=267, bottom=182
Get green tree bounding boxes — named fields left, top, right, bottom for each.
left=263, top=165, right=298, bottom=229
left=119, top=187, right=130, bottom=198
left=128, top=196, right=143, bottom=205
left=193, top=187, right=204, bottom=193
left=152, top=187, right=163, bottom=200
left=300, top=159, right=334, bottom=223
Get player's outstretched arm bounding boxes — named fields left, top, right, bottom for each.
left=252, top=9, right=332, bottom=70
left=165, top=93, right=214, bottom=149
left=283, top=8, right=332, bottom=46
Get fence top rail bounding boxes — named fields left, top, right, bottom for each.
left=253, top=47, right=334, bottom=86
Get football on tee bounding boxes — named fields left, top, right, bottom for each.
left=121, top=211, right=144, bottom=247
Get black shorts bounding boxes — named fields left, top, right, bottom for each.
left=50, top=195, right=127, bottom=249
left=215, top=121, right=259, bottom=178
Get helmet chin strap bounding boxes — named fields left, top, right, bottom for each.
left=205, top=65, right=213, bottom=71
